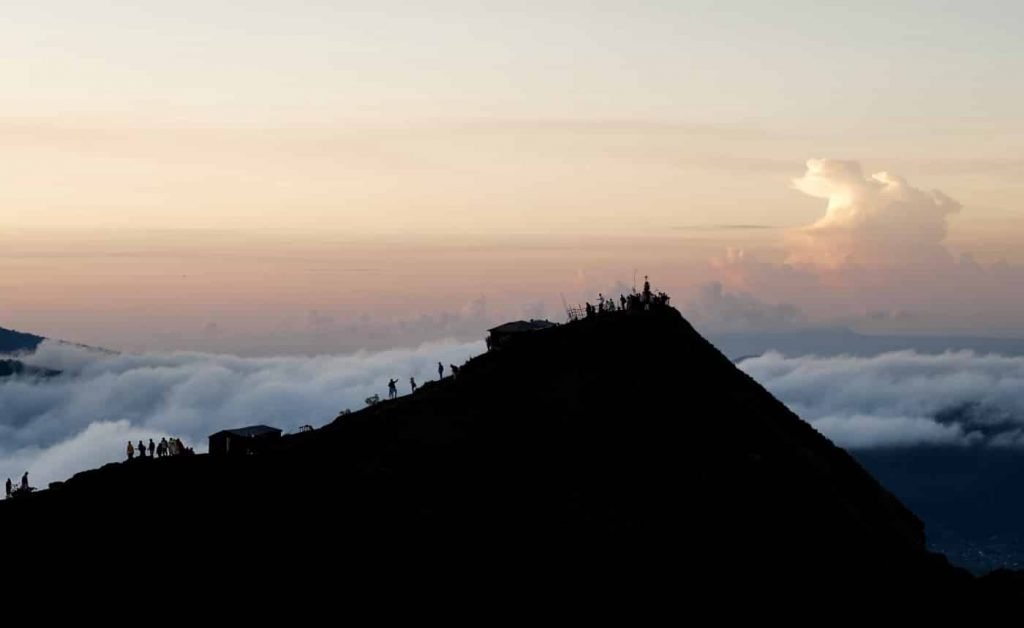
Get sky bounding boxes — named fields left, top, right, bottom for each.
left=6, top=2, right=1024, bottom=491
left=3, top=1, right=1024, bottom=351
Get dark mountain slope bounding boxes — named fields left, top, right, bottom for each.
left=4, top=307, right=1012, bottom=592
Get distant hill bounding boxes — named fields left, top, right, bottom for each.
left=0, top=326, right=60, bottom=378
left=0, top=359, right=60, bottom=378
left=0, top=326, right=44, bottom=355
left=2, top=307, right=1019, bottom=594
left=711, top=327, right=1024, bottom=360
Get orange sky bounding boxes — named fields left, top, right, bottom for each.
left=3, top=3, right=1024, bottom=351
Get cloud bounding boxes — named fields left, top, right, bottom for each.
left=0, top=339, right=483, bottom=488
left=699, top=158, right=1024, bottom=335
left=740, top=350, right=1024, bottom=449
left=787, top=158, right=961, bottom=267
left=686, top=282, right=806, bottom=333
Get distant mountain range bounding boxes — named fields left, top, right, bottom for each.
left=0, top=327, right=54, bottom=378
left=0, top=326, right=44, bottom=355
left=710, top=327, right=1024, bottom=361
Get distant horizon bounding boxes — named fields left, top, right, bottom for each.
left=6, top=3, right=1024, bottom=350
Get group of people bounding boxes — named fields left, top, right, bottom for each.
left=382, top=361, right=461, bottom=402
left=582, top=277, right=670, bottom=318
left=126, top=437, right=192, bottom=461
left=4, top=472, right=31, bottom=499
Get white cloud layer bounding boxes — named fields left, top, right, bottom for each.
left=741, top=350, right=1024, bottom=449
left=0, top=339, right=483, bottom=488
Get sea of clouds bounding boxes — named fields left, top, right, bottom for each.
left=7, top=335, right=1024, bottom=490
left=741, top=350, right=1024, bottom=450
left=0, top=339, right=482, bottom=488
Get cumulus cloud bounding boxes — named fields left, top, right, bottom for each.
left=0, top=339, right=483, bottom=488
left=787, top=158, right=961, bottom=267
left=697, top=158, right=1024, bottom=335
left=740, top=350, right=1024, bottom=449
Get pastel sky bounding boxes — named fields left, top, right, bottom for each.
left=3, top=2, right=1024, bottom=352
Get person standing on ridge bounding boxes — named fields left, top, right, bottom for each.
left=388, top=378, right=399, bottom=399
left=21, top=471, right=28, bottom=491
left=5, top=477, right=11, bottom=498
left=410, top=377, right=417, bottom=393
left=127, top=441, right=135, bottom=460
left=138, top=439, right=146, bottom=459
left=148, top=439, right=155, bottom=458
left=438, top=362, right=444, bottom=379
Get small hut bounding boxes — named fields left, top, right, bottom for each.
left=209, top=425, right=282, bottom=456
left=485, top=320, right=556, bottom=350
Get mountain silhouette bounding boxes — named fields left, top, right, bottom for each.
left=0, top=326, right=44, bottom=354
left=2, top=307, right=1020, bottom=592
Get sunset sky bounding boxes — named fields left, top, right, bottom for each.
left=4, top=2, right=1024, bottom=352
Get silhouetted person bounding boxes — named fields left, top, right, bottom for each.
left=388, top=378, right=398, bottom=399
left=620, top=295, right=627, bottom=310
left=450, top=364, right=459, bottom=378
left=21, top=472, right=28, bottom=491
left=643, top=275, right=651, bottom=309
left=5, top=477, right=11, bottom=498
left=598, top=293, right=605, bottom=312
left=138, top=440, right=146, bottom=459
left=438, top=362, right=444, bottom=379
left=127, top=441, right=135, bottom=460
left=410, top=377, right=417, bottom=393
left=148, top=439, right=155, bottom=458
